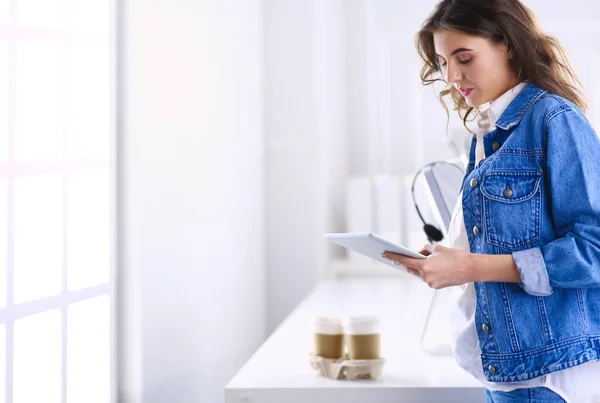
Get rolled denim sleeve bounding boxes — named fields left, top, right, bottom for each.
left=512, top=248, right=552, bottom=296
left=533, top=107, right=600, bottom=291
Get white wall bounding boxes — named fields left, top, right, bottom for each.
left=264, top=0, right=347, bottom=332
left=119, top=1, right=266, bottom=402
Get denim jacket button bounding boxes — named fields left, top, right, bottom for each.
left=488, top=365, right=497, bottom=375
left=492, top=142, right=501, bottom=151
left=503, top=187, right=513, bottom=198
left=473, top=226, right=480, bottom=236
left=469, top=178, right=478, bottom=188
left=482, top=324, right=490, bottom=332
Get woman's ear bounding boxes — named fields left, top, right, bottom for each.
left=505, top=40, right=514, bottom=59
left=508, top=47, right=514, bottom=59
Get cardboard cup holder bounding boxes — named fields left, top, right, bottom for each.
left=309, top=353, right=385, bottom=380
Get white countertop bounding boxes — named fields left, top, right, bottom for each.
left=225, top=277, right=485, bottom=403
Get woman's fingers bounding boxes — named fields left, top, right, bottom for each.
left=383, top=252, right=424, bottom=271
left=419, top=248, right=432, bottom=256
left=420, top=244, right=439, bottom=256
left=382, top=251, right=429, bottom=280
left=381, top=252, right=422, bottom=278
left=405, top=267, right=423, bottom=279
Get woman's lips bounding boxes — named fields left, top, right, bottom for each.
left=460, top=88, right=473, bottom=96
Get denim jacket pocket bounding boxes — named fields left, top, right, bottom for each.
left=481, top=170, right=542, bottom=250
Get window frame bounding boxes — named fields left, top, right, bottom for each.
left=0, top=1, right=118, bottom=402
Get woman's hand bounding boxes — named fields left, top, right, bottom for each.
left=383, top=244, right=476, bottom=289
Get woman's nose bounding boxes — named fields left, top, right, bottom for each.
left=445, top=62, right=462, bottom=84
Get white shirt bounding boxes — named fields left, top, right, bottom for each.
left=448, top=82, right=600, bottom=402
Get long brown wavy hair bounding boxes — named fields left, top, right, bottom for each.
left=416, top=0, right=587, bottom=132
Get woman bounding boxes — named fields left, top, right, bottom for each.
left=383, top=0, right=600, bottom=402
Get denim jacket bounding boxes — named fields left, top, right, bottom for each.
left=461, top=82, right=600, bottom=382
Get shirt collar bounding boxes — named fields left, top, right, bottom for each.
left=483, top=82, right=529, bottom=128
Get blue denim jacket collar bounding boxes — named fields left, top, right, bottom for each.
left=494, top=83, right=547, bottom=130
left=462, top=83, right=548, bottom=180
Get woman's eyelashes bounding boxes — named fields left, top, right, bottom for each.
left=437, top=57, right=472, bottom=69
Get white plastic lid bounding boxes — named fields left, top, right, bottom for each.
left=343, top=316, right=380, bottom=335
left=313, top=316, right=343, bottom=335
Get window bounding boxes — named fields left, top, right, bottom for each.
left=0, top=1, right=115, bottom=402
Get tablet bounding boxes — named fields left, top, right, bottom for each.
left=324, top=232, right=426, bottom=270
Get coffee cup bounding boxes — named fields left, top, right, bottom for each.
left=313, top=317, right=344, bottom=359
left=343, top=316, right=381, bottom=360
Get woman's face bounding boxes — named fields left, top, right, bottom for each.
left=433, top=29, right=518, bottom=107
